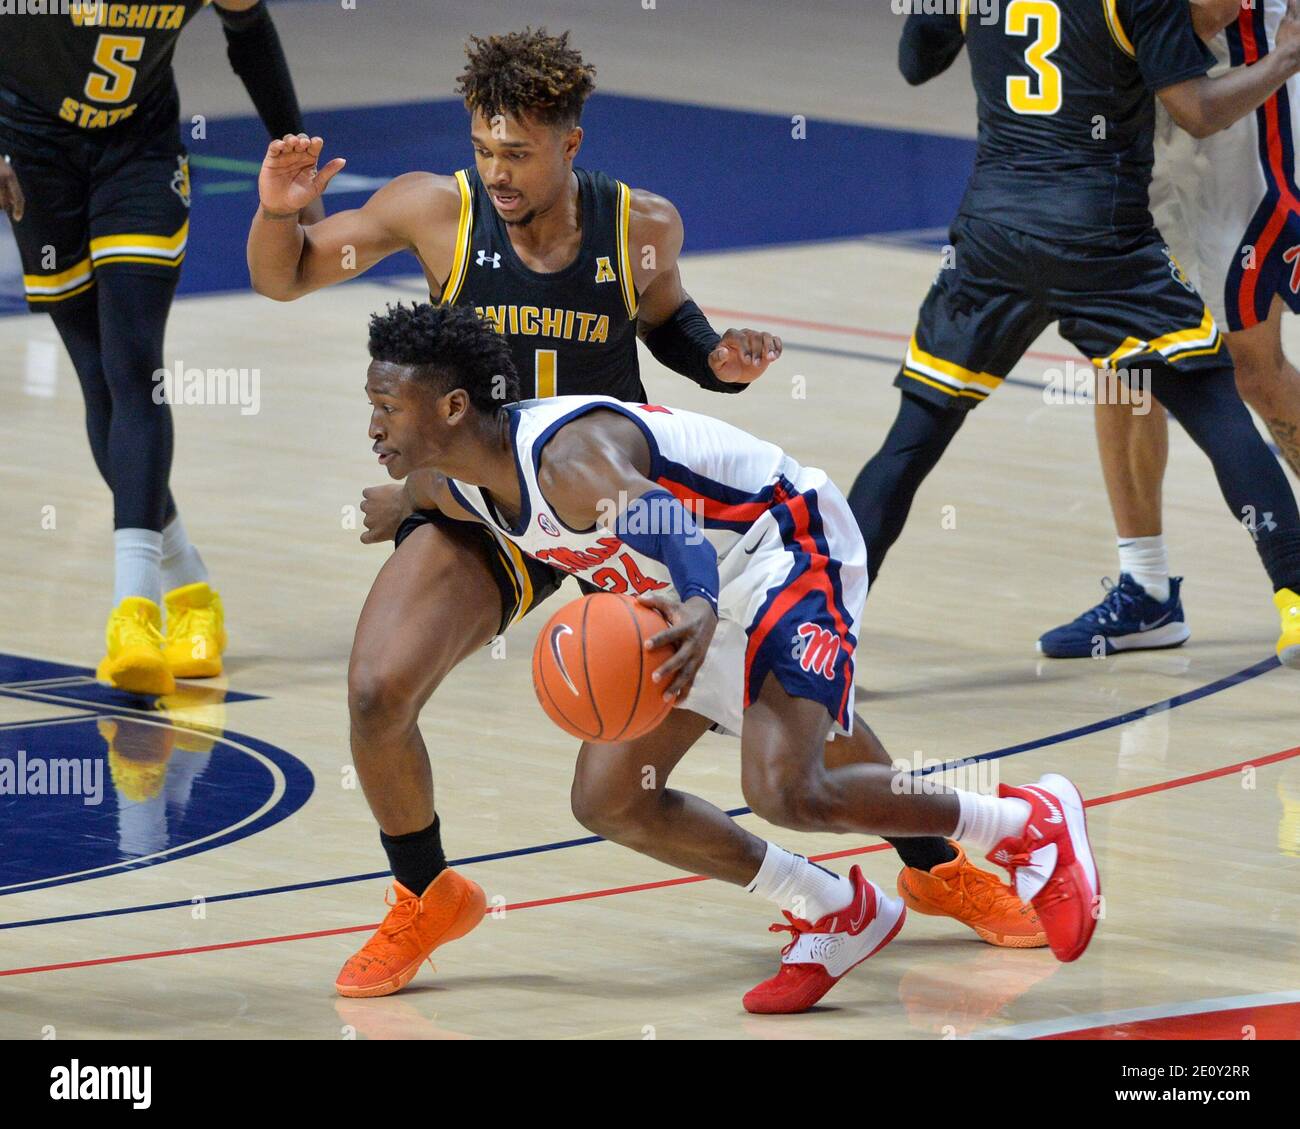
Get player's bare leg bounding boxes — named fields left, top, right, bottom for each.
left=1229, top=296, right=1300, bottom=478
left=824, top=714, right=1046, bottom=946
left=335, top=522, right=501, bottom=998
left=1095, top=376, right=1168, bottom=541
left=570, top=708, right=766, bottom=882
left=347, top=521, right=501, bottom=836
left=738, top=677, right=1096, bottom=1011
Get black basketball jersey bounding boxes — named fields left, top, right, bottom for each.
left=0, top=1, right=207, bottom=131
left=439, top=167, right=644, bottom=402
left=957, top=0, right=1214, bottom=240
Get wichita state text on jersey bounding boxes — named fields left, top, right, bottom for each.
left=0, top=1, right=210, bottom=130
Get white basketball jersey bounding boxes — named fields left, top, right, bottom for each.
left=444, top=396, right=804, bottom=599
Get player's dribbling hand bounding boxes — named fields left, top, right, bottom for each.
left=708, top=328, right=783, bottom=385
left=0, top=156, right=24, bottom=222
left=638, top=591, right=718, bottom=703
left=359, top=483, right=411, bottom=544
left=258, top=134, right=346, bottom=217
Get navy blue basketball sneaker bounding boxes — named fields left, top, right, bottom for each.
left=1038, top=574, right=1190, bottom=658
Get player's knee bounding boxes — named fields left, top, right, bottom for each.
left=570, top=778, right=655, bottom=843
left=1232, top=349, right=1285, bottom=408
left=348, top=662, right=421, bottom=733
left=742, top=762, right=829, bottom=832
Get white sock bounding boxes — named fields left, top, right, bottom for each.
left=746, top=842, right=854, bottom=923
left=113, top=528, right=163, bottom=607
left=161, top=514, right=209, bottom=592
left=1117, top=535, right=1170, bottom=603
left=951, top=789, right=1031, bottom=855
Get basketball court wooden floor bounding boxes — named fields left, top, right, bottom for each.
left=2, top=240, right=1298, bottom=1040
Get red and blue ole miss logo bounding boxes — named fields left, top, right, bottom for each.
left=537, top=513, right=561, bottom=537
left=791, top=622, right=840, bottom=679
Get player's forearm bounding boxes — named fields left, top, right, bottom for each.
left=218, top=2, right=306, bottom=140
left=641, top=299, right=740, bottom=394
left=247, top=208, right=310, bottom=300
left=1190, top=0, right=1242, bottom=42
left=1189, top=46, right=1300, bottom=136
left=612, top=489, right=720, bottom=612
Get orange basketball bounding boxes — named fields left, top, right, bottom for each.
left=531, top=592, right=676, bottom=743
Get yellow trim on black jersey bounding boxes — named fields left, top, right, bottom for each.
left=615, top=180, right=639, bottom=320
left=960, top=0, right=969, bottom=36
left=440, top=170, right=474, bottom=306
left=498, top=536, right=537, bottom=625
left=902, top=334, right=1002, bottom=399
left=89, top=222, right=189, bottom=268
left=1103, top=0, right=1137, bottom=58
left=23, top=257, right=94, bottom=300
left=1093, top=308, right=1221, bottom=368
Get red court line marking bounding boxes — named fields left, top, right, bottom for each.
left=3, top=745, right=1296, bottom=979
left=699, top=305, right=1078, bottom=366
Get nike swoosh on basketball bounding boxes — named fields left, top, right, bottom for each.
left=549, top=625, right=579, bottom=696
left=1139, top=610, right=1174, bottom=631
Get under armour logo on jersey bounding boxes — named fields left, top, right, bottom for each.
left=594, top=255, right=617, bottom=284
left=476, top=251, right=501, bottom=269
left=790, top=622, right=840, bottom=679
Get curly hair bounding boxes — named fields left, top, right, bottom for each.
left=368, top=303, right=520, bottom=413
left=456, top=27, right=596, bottom=129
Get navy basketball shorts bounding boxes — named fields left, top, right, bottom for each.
left=0, top=102, right=190, bottom=311
left=896, top=214, right=1226, bottom=412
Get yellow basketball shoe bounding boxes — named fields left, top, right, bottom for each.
left=1276, top=588, right=1300, bottom=669
left=96, top=597, right=175, bottom=696
left=163, top=582, right=226, bottom=678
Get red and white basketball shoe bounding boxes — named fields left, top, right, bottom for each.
left=743, top=865, right=906, bottom=1015
left=988, top=773, right=1100, bottom=963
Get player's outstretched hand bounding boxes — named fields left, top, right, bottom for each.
left=708, top=328, right=783, bottom=385
left=258, top=134, right=346, bottom=217
left=359, top=483, right=412, bottom=544
left=638, top=591, right=718, bottom=703
left=0, top=156, right=24, bottom=222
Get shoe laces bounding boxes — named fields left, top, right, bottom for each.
left=168, top=603, right=218, bottom=642
left=950, top=863, right=1013, bottom=915
left=1084, top=576, right=1141, bottom=626
left=114, top=610, right=164, bottom=650
left=767, top=910, right=815, bottom=958
left=380, top=887, right=423, bottom=938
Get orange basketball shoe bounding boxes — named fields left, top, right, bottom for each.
left=335, top=868, right=486, bottom=999
left=897, top=841, right=1048, bottom=948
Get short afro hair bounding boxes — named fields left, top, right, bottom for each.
left=368, top=303, right=520, bottom=413
left=456, top=27, right=596, bottom=129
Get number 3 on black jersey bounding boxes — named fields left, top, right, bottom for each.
left=1004, top=0, right=1062, bottom=116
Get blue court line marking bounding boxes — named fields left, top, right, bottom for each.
left=0, top=654, right=1281, bottom=932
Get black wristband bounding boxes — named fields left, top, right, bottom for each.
left=643, top=299, right=743, bottom=394
left=218, top=1, right=306, bottom=140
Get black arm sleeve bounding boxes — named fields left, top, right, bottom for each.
left=898, top=12, right=966, bottom=87
left=642, top=299, right=744, bottom=395
left=217, top=1, right=306, bottom=139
